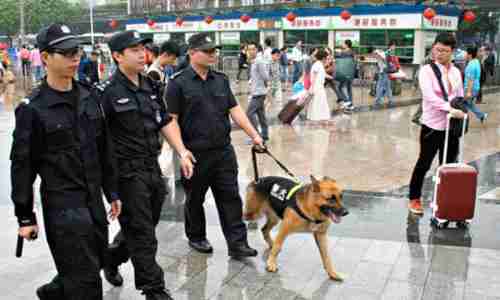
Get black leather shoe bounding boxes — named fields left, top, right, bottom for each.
left=188, top=239, right=213, bottom=254
left=144, top=289, right=174, bottom=300
left=104, top=266, right=124, bottom=287
left=36, top=279, right=63, bottom=300
left=228, top=244, right=258, bottom=258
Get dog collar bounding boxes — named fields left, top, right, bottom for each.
left=290, top=201, right=325, bottom=224
left=287, top=185, right=324, bottom=225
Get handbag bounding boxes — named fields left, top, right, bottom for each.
left=385, top=55, right=399, bottom=74
left=429, top=63, right=468, bottom=138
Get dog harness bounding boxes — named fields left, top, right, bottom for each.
left=255, top=176, right=323, bottom=224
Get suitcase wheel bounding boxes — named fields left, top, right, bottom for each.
left=430, top=218, right=449, bottom=229
left=456, top=221, right=469, bottom=229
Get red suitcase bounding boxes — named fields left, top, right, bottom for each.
left=431, top=114, right=477, bottom=229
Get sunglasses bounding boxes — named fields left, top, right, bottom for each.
left=51, top=48, right=83, bottom=58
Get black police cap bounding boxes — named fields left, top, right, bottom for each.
left=36, top=23, right=80, bottom=52
left=188, top=33, right=220, bottom=50
left=108, top=30, right=152, bottom=52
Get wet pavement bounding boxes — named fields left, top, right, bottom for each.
left=1, top=90, right=500, bottom=299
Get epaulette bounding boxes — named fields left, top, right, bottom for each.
left=94, top=80, right=112, bottom=92
left=20, top=98, right=31, bottom=105
left=20, top=87, right=42, bottom=106
left=77, top=79, right=92, bottom=89
left=170, top=70, right=184, bottom=80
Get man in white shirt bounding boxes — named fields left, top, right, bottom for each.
left=263, top=38, right=273, bottom=63
left=290, top=40, right=304, bottom=83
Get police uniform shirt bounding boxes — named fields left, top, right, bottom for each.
left=166, top=66, right=238, bottom=152
left=10, top=80, right=119, bottom=227
left=99, top=69, right=170, bottom=161
left=254, top=176, right=302, bottom=219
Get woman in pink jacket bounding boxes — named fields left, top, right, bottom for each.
left=30, top=47, right=43, bottom=81
left=408, top=32, right=466, bottom=215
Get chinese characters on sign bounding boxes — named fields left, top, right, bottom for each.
left=429, top=18, right=453, bottom=28
left=258, top=20, right=279, bottom=29
left=218, top=21, right=241, bottom=30
left=290, top=19, right=322, bottom=28
left=282, top=17, right=329, bottom=30
left=353, top=17, right=398, bottom=28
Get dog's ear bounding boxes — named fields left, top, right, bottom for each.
left=323, top=176, right=336, bottom=182
left=310, top=175, right=320, bottom=192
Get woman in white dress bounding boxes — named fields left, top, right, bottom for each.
left=307, top=48, right=331, bottom=122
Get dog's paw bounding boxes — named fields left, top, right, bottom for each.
left=266, top=261, right=278, bottom=273
left=329, top=272, right=346, bottom=282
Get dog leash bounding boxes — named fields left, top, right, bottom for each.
left=251, top=146, right=299, bottom=182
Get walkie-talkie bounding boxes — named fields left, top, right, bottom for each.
left=16, top=231, right=37, bottom=258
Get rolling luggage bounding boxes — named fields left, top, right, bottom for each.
left=278, top=100, right=303, bottom=124
left=431, top=114, right=477, bottom=229
left=278, top=93, right=312, bottom=124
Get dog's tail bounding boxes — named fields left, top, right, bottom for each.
left=243, top=181, right=265, bottom=221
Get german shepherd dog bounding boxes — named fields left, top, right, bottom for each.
left=243, top=175, right=348, bottom=281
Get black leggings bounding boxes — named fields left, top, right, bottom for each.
left=409, top=125, right=460, bottom=200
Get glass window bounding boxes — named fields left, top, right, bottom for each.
left=170, top=33, right=185, bottom=45
left=360, top=30, right=385, bottom=48
left=240, top=31, right=259, bottom=44
left=359, top=30, right=415, bottom=63
left=285, top=31, right=306, bottom=47
left=284, top=30, right=328, bottom=53
left=307, top=30, right=329, bottom=48
left=388, top=30, right=414, bottom=47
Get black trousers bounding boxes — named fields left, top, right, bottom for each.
left=108, top=165, right=167, bottom=292
left=409, top=125, right=460, bottom=200
left=246, top=95, right=269, bottom=140
left=182, top=145, right=247, bottom=247
left=21, top=60, right=31, bottom=77
left=43, top=207, right=106, bottom=300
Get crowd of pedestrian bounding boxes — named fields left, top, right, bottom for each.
left=6, top=21, right=498, bottom=300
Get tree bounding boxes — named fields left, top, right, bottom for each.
left=0, top=0, right=84, bottom=38
left=25, top=0, right=83, bottom=34
left=0, top=0, right=20, bottom=37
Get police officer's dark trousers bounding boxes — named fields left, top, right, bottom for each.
left=109, top=159, right=166, bottom=292
left=43, top=206, right=105, bottom=300
left=182, top=145, right=247, bottom=246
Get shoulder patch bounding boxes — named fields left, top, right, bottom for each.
left=22, top=87, right=42, bottom=105
left=94, top=80, right=112, bottom=92
left=170, top=70, right=184, bottom=80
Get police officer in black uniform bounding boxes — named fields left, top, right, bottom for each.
left=98, top=31, right=173, bottom=300
left=10, top=23, right=121, bottom=300
left=163, top=33, right=264, bottom=257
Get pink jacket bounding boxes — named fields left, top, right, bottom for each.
left=30, top=49, right=42, bottom=67
left=419, top=62, right=464, bottom=131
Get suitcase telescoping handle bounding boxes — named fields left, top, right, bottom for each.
left=443, top=113, right=468, bottom=164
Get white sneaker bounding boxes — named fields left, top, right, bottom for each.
left=481, top=113, right=488, bottom=124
